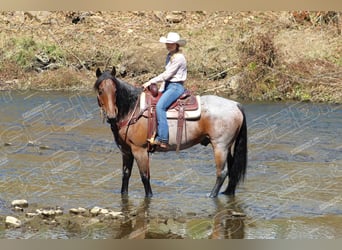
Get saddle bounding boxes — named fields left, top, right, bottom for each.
left=141, top=84, right=201, bottom=152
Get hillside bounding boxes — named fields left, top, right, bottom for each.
left=0, top=11, right=341, bottom=102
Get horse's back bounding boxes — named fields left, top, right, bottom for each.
left=200, top=95, right=242, bottom=118
left=199, top=95, right=244, bottom=142
left=167, top=95, right=244, bottom=148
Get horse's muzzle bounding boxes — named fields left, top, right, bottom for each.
left=106, top=106, right=118, bottom=121
left=106, top=116, right=117, bottom=124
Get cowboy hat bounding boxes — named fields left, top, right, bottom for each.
left=159, top=32, right=186, bottom=47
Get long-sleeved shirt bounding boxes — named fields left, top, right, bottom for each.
left=148, top=52, right=187, bottom=84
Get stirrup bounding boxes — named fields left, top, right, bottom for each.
left=147, top=138, right=168, bottom=149
left=147, top=137, right=156, bottom=144
left=147, top=131, right=156, bottom=144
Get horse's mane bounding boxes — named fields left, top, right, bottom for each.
left=94, top=71, right=142, bottom=119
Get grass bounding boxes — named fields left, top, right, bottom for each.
left=2, top=36, right=65, bottom=71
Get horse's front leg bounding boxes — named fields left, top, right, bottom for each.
left=121, top=150, right=134, bottom=196
left=131, top=145, right=153, bottom=198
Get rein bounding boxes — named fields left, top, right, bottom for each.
left=116, top=94, right=148, bottom=142
left=116, top=94, right=141, bottom=129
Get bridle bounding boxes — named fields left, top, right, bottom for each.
left=97, top=82, right=147, bottom=142
left=97, top=95, right=107, bottom=124
left=96, top=80, right=118, bottom=123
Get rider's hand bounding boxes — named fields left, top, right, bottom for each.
left=142, top=82, right=151, bottom=90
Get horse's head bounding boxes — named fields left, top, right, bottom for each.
left=94, top=67, right=119, bottom=123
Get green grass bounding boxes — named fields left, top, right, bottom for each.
left=8, top=36, right=65, bottom=70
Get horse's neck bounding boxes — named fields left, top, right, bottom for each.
left=115, top=79, right=141, bottom=119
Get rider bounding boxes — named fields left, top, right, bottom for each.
left=143, top=32, right=187, bottom=149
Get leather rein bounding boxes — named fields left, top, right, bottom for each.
left=116, top=94, right=146, bottom=130
left=99, top=93, right=148, bottom=143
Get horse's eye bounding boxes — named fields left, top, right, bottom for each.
left=98, top=89, right=103, bottom=95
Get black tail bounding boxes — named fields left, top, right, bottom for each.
left=224, top=104, right=248, bottom=195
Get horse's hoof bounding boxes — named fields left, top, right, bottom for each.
left=121, top=192, right=129, bottom=197
left=208, top=193, right=218, bottom=198
left=221, top=191, right=235, bottom=196
left=145, top=193, right=153, bottom=198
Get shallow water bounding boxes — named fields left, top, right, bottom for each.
left=0, top=90, right=341, bottom=239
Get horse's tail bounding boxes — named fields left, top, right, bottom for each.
left=225, top=103, right=248, bottom=195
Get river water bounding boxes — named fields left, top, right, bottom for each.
left=0, top=90, right=341, bottom=239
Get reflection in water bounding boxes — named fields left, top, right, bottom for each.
left=112, top=196, right=247, bottom=239
left=118, top=197, right=151, bottom=239
left=210, top=197, right=245, bottom=239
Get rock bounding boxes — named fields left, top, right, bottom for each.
left=55, top=209, right=64, bottom=216
left=107, top=211, right=124, bottom=219
left=89, top=206, right=122, bottom=218
left=90, top=206, right=102, bottom=216
left=5, top=216, right=22, bottom=228
left=99, top=208, right=109, bottom=215
left=13, top=206, right=24, bottom=212
left=36, top=208, right=62, bottom=218
left=35, top=52, right=50, bottom=65
left=41, top=209, right=56, bottom=217
left=69, top=207, right=87, bottom=215
left=231, top=211, right=246, bottom=217
left=44, top=63, right=61, bottom=70
left=90, top=207, right=110, bottom=216
left=166, top=14, right=183, bottom=23
left=227, top=73, right=243, bottom=90
left=26, top=212, right=38, bottom=218
left=11, top=199, right=29, bottom=208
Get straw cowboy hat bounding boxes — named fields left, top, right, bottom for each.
left=159, top=32, right=186, bottom=47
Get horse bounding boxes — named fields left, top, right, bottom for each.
left=94, top=67, right=247, bottom=198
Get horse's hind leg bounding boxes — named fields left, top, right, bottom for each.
left=223, top=151, right=236, bottom=195
left=209, top=145, right=229, bottom=198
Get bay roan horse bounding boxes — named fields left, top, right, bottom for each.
left=94, top=67, right=247, bottom=198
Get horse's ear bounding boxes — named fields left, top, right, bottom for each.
left=111, top=66, right=116, bottom=77
left=96, top=68, right=102, bottom=78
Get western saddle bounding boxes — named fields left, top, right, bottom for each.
left=142, top=84, right=201, bottom=152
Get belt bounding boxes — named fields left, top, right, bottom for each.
left=166, top=81, right=184, bottom=84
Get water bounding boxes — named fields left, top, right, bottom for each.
left=0, top=91, right=341, bottom=238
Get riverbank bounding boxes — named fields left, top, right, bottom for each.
left=1, top=199, right=247, bottom=239
left=0, top=11, right=341, bottom=102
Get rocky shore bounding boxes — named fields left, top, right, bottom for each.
left=1, top=199, right=246, bottom=239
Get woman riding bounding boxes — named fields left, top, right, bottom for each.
left=143, top=32, right=187, bottom=149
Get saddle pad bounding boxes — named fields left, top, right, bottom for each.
left=140, top=92, right=201, bottom=119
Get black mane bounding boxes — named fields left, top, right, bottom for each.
left=94, top=71, right=142, bottom=119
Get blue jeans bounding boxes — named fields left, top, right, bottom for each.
left=156, top=82, right=185, bottom=143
